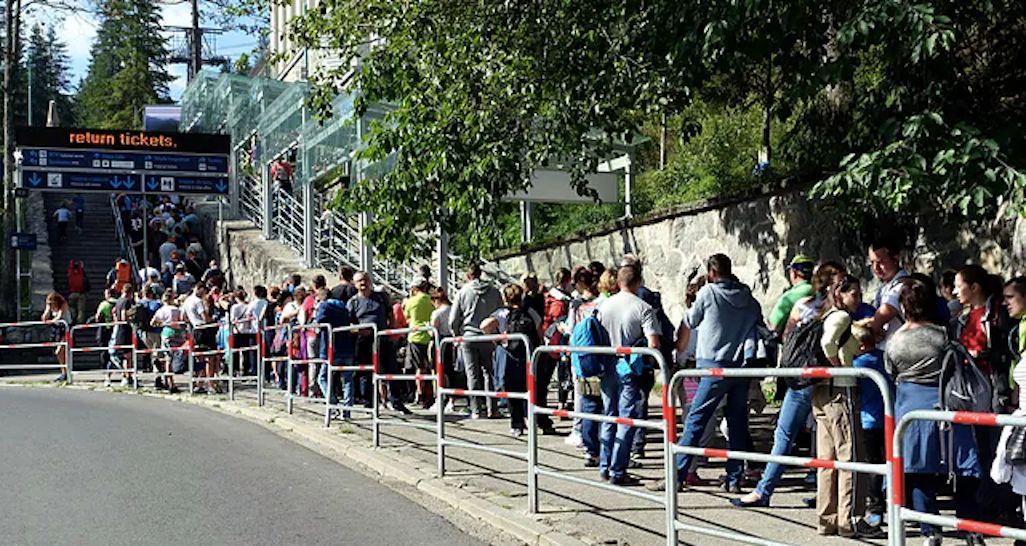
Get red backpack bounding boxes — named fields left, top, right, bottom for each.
left=68, top=261, right=88, bottom=294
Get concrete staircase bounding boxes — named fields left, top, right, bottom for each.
left=44, top=193, right=125, bottom=369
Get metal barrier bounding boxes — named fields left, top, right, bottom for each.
left=527, top=345, right=676, bottom=545
left=284, top=323, right=333, bottom=414
left=223, top=318, right=264, bottom=400
left=0, top=319, right=70, bottom=376
left=188, top=322, right=227, bottom=394
left=436, top=333, right=532, bottom=477
left=133, top=321, right=192, bottom=391
left=323, top=323, right=378, bottom=427
left=259, top=324, right=292, bottom=407
left=372, top=326, right=441, bottom=446
left=891, top=410, right=1026, bottom=545
left=67, top=322, right=137, bottom=384
left=667, top=367, right=895, bottom=546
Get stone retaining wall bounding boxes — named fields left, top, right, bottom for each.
left=490, top=187, right=1026, bottom=324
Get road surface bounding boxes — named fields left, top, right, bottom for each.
left=0, top=387, right=484, bottom=546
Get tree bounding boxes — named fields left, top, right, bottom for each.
left=24, top=23, right=74, bottom=126
left=77, top=0, right=172, bottom=129
left=286, top=0, right=1020, bottom=262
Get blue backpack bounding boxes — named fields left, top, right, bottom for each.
left=569, top=310, right=614, bottom=377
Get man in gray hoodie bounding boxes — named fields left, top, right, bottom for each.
left=648, top=254, right=762, bottom=493
left=449, top=262, right=503, bottom=418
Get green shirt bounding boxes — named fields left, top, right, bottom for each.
left=404, top=293, right=434, bottom=345
left=767, top=281, right=812, bottom=331
left=96, top=298, right=117, bottom=323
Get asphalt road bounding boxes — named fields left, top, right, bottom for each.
left=0, top=387, right=484, bottom=546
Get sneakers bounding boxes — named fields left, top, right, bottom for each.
left=328, top=409, right=341, bottom=420
left=645, top=479, right=686, bottom=493
left=923, top=533, right=942, bottom=546
left=120, top=377, right=130, bottom=387
left=510, top=428, right=524, bottom=438
left=964, top=532, right=985, bottom=546
left=721, top=481, right=742, bottom=494
left=564, top=431, right=583, bottom=447
left=584, top=455, right=599, bottom=468
left=392, top=402, right=414, bottom=416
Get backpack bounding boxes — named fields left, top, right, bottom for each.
left=114, top=262, right=132, bottom=292
left=569, top=310, right=613, bottom=377
left=126, top=301, right=156, bottom=331
left=504, top=307, right=539, bottom=360
left=68, top=262, right=89, bottom=294
left=542, top=292, right=570, bottom=345
left=645, top=290, right=677, bottom=370
left=939, top=341, right=993, bottom=413
left=779, top=310, right=849, bottom=389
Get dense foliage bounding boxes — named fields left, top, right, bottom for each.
left=285, top=0, right=1024, bottom=261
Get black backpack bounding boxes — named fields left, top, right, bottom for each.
left=779, top=311, right=849, bottom=389
left=126, top=301, right=155, bottom=331
left=939, top=341, right=993, bottom=413
left=505, top=307, right=540, bottom=360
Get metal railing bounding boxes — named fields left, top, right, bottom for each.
left=0, top=319, right=70, bottom=375
left=667, top=367, right=895, bottom=546
left=237, top=172, right=264, bottom=230
left=891, top=410, right=1026, bottom=545
left=372, top=326, right=441, bottom=446
left=110, top=195, right=141, bottom=280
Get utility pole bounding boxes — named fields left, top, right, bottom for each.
left=190, top=0, right=201, bottom=79
left=26, top=59, right=31, bottom=126
left=2, top=0, right=24, bottom=318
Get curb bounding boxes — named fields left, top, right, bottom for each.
left=3, top=382, right=591, bottom=546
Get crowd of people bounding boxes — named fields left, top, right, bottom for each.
left=40, top=212, right=1026, bottom=544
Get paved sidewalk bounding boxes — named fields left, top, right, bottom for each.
left=2, top=373, right=1016, bottom=546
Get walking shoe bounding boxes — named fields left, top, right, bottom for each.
left=584, top=455, right=599, bottom=468
left=540, top=425, right=558, bottom=436
left=645, top=479, right=686, bottom=492
left=104, top=378, right=112, bottom=387
left=964, top=532, right=986, bottom=546
left=923, top=532, right=942, bottom=546
left=730, top=493, right=769, bottom=508
left=510, top=428, right=524, bottom=438
left=609, top=474, right=641, bottom=486
left=169, top=386, right=181, bottom=394
left=846, top=520, right=885, bottom=539
left=54, top=373, right=67, bottom=383
left=720, top=481, right=742, bottom=494
left=393, top=402, right=414, bottom=416
left=120, top=377, right=130, bottom=387
left=328, top=409, right=340, bottom=420
left=599, top=470, right=609, bottom=482
left=155, top=377, right=165, bottom=390
left=683, top=472, right=703, bottom=486
left=564, top=431, right=583, bottom=447
left=801, top=497, right=815, bottom=508
left=626, top=458, right=642, bottom=469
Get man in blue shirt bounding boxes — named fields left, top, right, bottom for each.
left=315, top=289, right=357, bottom=419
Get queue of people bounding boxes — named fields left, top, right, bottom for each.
left=36, top=222, right=1026, bottom=545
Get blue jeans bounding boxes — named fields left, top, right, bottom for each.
left=600, top=373, right=642, bottom=478
left=754, top=384, right=814, bottom=498
left=581, top=394, right=603, bottom=458
left=675, top=373, right=752, bottom=486
left=318, top=358, right=354, bottom=408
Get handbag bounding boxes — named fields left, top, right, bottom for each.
left=1006, top=426, right=1026, bottom=464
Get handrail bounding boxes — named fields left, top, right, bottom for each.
left=110, top=195, right=142, bottom=280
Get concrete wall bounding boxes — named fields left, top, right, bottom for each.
left=195, top=202, right=333, bottom=293
left=490, top=186, right=1026, bottom=325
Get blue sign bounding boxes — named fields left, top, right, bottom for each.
left=21, top=148, right=228, bottom=174
left=8, top=232, right=37, bottom=250
left=143, top=174, right=229, bottom=195
left=22, top=170, right=140, bottom=192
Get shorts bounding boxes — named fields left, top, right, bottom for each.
left=193, top=327, right=217, bottom=351
left=405, top=342, right=432, bottom=372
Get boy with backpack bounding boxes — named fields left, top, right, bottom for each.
left=67, top=260, right=90, bottom=324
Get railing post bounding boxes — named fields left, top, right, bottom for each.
left=261, top=159, right=273, bottom=240
left=301, top=176, right=315, bottom=268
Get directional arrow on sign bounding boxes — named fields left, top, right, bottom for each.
left=110, top=176, right=122, bottom=189
left=123, top=177, right=136, bottom=189
left=27, top=173, right=42, bottom=187
left=214, top=180, right=227, bottom=193
left=147, top=178, right=159, bottom=190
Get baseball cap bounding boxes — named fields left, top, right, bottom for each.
left=788, top=255, right=815, bottom=271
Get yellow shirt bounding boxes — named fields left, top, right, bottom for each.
left=404, top=293, right=434, bottom=345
